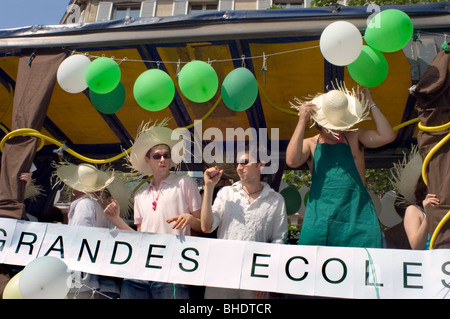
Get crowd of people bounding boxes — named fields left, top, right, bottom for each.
left=3, top=87, right=440, bottom=299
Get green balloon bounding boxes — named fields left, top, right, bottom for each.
left=364, top=9, right=413, bottom=53
left=348, top=45, right=388, bottom=87
left=221, top=68, right=258, bottom=112
left=303, top=190, right=309, bottom=207
left=133, top=69, right=175, bottom=112
left=178, top=60, right=219, bottom=103
left=90, top=82, right=125, bottom=114
left=280, top=185, right=301, bottom=216
left=85, top=57, right=121, bottom=94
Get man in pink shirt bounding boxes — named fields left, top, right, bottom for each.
left=105, top=122, right=202, bottom=298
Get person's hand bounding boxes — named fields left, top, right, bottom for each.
left=19, top=172, right=32, bottom=188
left=104, top=199, right=121, bottom=221
left=297, top=102, right=315, bottom=123
left=423, top=194, right=440, bottom=208
left=360, top=88, right=375, bottom=106
left=204, top=166, right=222, bottom=187
left=167, top=214, right=192, bottom=230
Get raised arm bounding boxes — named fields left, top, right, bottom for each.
left=286, top=102, right=315, bottom=168
left=404, top=205, right=429, bottom=250
left=200, top=167, right=222, bottom=233
left=358, top=88, right=396, bottom=148
left=104, top=199, right=134, bottom=231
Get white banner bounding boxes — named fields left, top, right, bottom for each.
left=1, top=217, right=449, bottom=299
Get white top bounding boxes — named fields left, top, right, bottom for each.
left=68, top=195, right=111, bottom=228
left=67, top=194, right=115, bottom=293
left=134, top=173, right=202, bottom=236
left=211, top=181, right=288, bottom=244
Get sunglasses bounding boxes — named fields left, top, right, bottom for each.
left=150, top=152, right=171, bottom=160
left=235, top=159, right=258, bottom=167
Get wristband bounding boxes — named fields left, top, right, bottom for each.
left=369, top=104, right=379, bottom=111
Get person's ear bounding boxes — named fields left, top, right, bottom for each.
left=258, top=161, right=266, bottom=170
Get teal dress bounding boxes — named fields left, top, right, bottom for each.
left=299, top=139, right=382, bottom=248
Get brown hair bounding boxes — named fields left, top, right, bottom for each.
left=414, top=177, right=428, bottom=207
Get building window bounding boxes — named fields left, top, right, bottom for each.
left=112, top=4, right=141, bottom=20
left=189, top=2, right=218, bottom=13
left=273, top=0, right=304, bottom=8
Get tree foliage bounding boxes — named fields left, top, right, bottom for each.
left=282, top=168, right=393, bottom=195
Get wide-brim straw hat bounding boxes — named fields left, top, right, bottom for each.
left=129, top=120, right=183, bottom=176
left=55, top=163, right=114, bottom=193
left=390, top=145, right=423, bottom=205
left=107, top=171, right=133, bottom=219
left=311, top=89, right=368, bottom=131
left=291, top=84, right=369, bottom=133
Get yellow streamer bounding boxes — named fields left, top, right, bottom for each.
left=413, top=121, right=450, bottom=250
left=258, top=84, right=298, bottom=116
left=392, top=118, right=419, bottom=131
left=429, top=210, right=450, bottom=250
left=0, top=128, right=131, bottom=164
left=183, top=95, right=222, bottom=129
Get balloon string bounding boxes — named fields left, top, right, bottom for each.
left=67, top=45, right=321, bottom=66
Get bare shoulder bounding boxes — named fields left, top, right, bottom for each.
left=345, top=130, right=365, bottom=149
left=405, top=205, right=423, bottom=221
left=304, top=134, right=318, bottom=150
left=345, top=130, right=362, bottom=141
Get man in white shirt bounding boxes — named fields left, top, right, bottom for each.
left=201, top=145, right=288, bottom=298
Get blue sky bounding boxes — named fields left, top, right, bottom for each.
left=0, top=0, right=71, bottom=29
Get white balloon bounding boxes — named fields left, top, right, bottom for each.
left=57, top=54, right=91, bottom=93
left=319, top=21, right=363, bottom=66
left=19, top=256, right=72, bottom=299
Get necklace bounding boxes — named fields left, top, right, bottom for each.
left=243, top=185, right=263, bottom=197
left=150, top=183, right=165, bottom=211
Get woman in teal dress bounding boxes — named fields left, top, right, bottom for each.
left=299, top=133, right=382, bottom=248
left=286, top=87, right=396, bottom=248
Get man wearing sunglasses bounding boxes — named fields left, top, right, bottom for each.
left=104, top=123, right=202, bottom=299
left=200, top=145, right=288, bottom=299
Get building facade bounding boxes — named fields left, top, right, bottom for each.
left=61, top=0, right=312, bottom=24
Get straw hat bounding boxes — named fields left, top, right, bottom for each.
left=291, top=84, right=369, bottom=134
left=107, top=171, right=132, bottom=219
left=54, top=162, right=132, bottom=218
left=311, top=89, right=368, bottom=131
left=129, top=119, right=183, bottom=175
left=390, top=145, right=423, bottom=205
left=55, top=163, right=114, bottom=193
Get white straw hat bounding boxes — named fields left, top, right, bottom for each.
left=55, top=163, right=114, bottom=193
left=129, top=119, right=183, bottom=175
left=390, top=145, right=423, bottom=205
left=291, top=84, right=369, bottom=133
left=311, top=89, right=368, bottom=131
left=106, top=171, right=132, bottom=218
